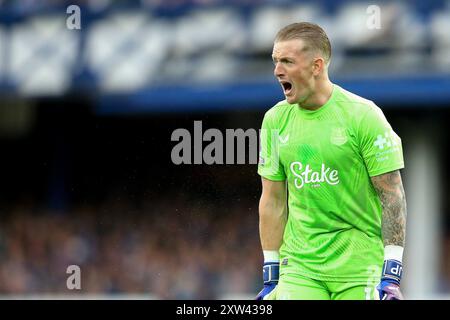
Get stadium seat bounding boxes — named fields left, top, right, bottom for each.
left=85, top=12, right=171, bottom=91
left=9, top=16, right=78, bottom=95
left=430, top=9, right=450, bottom=69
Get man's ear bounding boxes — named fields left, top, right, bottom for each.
left=312, top=57, right=325, bottom=76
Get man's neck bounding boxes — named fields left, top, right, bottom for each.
left=298, top=80, right=334, bottom=111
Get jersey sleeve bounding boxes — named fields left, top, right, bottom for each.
left=357, top=104, right=404, bottom=177
left=257, top=110, right=286, bottom=181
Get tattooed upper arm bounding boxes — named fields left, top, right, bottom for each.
left=370, top=170, right=407, bottom=247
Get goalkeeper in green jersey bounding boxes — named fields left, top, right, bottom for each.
left=256, top=22, right=407, bottom=300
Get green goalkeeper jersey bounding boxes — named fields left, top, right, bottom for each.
left=258, top=84, right=404, bottom=282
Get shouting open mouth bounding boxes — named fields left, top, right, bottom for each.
left=280, top=81, right=293, bottom=96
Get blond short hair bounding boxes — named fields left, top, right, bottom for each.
left=275, top=22, right=331, bottom=65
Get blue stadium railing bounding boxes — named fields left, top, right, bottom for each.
left=96, top=73, right=450, bottom=114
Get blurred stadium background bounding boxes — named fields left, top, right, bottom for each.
left=0, top=0, right=450, bottom=299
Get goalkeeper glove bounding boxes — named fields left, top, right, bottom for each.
left=255, top=261, right=279, bottom=300
left=377, top=259, right=404, bottom=300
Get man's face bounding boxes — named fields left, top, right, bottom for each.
left=272, top=39, right=315, bottom=104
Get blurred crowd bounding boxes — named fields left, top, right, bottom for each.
left=0, top=195, right=261, bottom=299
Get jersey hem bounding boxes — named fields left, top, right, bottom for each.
left=257, top=172, right=286, bottom=181
left=368, top=164, right=404, bottom=177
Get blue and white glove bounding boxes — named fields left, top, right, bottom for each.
left=255, top=261, right=279, bottom=300
left=377, top=246, right=404, bottom=300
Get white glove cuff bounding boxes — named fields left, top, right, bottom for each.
left=384, top=245, right=404, bottom=263
left=263, top=250, right=279, bottom=263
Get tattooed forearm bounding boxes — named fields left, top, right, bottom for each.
left=371, top=170, right=407, bottom=247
